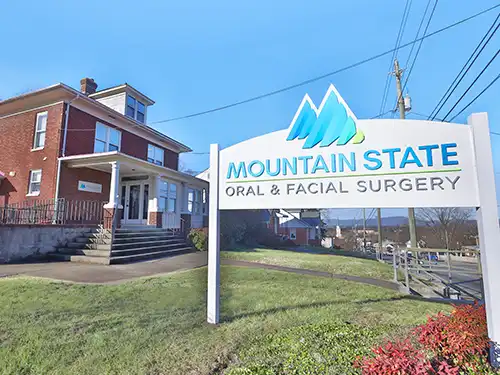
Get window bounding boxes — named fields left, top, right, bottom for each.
left=94, top=122, right=121, bottom=153
left=194, top=190, right=201, bottom=214
left=159, top=181, right=177, bottom=213
left=147, top=144, right=164, bottom=166
left=168, top=183, right=177, bottom=213
left=188, top=189, right=194, bottom=214
left=188, top=188, right=201, bottom=214
left=137, top=101, right=145, bottom=123
left=143, top=184, right=149, bottom=220
left=126, top=95, right=146, bottom=123
left=28, top=170, right=42, bottom=195
left=202, top=188, right=207, bottom=215
left=33, top=112, right=47, bottom=149
left=126, top=95, right=136, bottom=118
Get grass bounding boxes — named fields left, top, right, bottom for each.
left=222, top=247, right=394, bottom=281
left=0, top=264, right=451, bottom=375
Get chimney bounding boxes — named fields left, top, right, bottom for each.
left=80, top=78, right=98, bottom=95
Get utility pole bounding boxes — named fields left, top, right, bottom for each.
left=363, top=208, right=367, bottom=252
left=393, top=58, right=417, bottom=248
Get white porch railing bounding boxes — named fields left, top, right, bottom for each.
left=163, top=211, right=180, bottom=231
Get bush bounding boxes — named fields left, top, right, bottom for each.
left=220, top=210, right=286, bottom=250
left=356, top=304, right=495, bottom=375
left=188, top=228, right=208, bottom=251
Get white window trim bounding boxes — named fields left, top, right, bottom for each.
left=202, top=188, right=208, bottom=215
left=126, top=95, right=146, bottom=123
left=32, top=111, right=48, bottom=150
left=148, top=144, right=164, bottom=166
left=94, top=122, right=121, bottom=153
left=27, top=169, right=42, bottom=196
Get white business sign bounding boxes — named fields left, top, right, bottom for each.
left=78, top=180, right=102, bottom=194
left=218, top=85, right=479, bottom=210
left=208, top=85, right=500, bottom=366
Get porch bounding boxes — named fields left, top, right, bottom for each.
left=59, top=151, right=209, bottom=231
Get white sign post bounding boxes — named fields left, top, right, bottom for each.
left=206, top=85, right=499, bottom=365
left=207, top=143, right=221, bottom=324
left=470, top=113, right=500, bottom=365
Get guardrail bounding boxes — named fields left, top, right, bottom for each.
left=385, top=247, right=483, bottom=302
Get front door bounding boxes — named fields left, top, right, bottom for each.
left=121, top=182, right=149, bottom=225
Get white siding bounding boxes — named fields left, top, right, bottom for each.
left=96, top=92, right=126, bottom=115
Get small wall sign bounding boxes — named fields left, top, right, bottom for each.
left=78, top=181, right=102, bottom=194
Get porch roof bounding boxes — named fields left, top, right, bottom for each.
left=59, top=152, right=208, bottom=188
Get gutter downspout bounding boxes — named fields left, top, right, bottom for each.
left=54, top=94, right=80, bottom=206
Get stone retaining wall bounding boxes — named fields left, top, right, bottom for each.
left=0, top=225, right=94, bottom=263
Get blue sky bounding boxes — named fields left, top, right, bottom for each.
left=1, top=0, right=499, bottom=219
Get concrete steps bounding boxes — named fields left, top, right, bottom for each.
left=52, top=226, right=193, bottom=265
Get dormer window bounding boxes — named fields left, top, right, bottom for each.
left=126, top=95, right=146, bottom=123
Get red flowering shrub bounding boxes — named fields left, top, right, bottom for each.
left=355, top=339, right=434, bottom=375
left=356, top=304, right=494, bottom=375
left=415, top=303, right=490, bottom=369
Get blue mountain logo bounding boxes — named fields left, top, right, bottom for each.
left=286, top=85, right=364, bottom=149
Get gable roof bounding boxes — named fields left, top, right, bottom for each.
left=0, top=83, right=191, bottom=153
left=89, top=83, right=155, bottom=105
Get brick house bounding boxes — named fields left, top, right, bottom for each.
left=0, top=78, right=208, bottom=230
left=278, top=209, right=322, bottom=246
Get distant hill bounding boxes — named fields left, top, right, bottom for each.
left=325, top=216, right=478, bottom=229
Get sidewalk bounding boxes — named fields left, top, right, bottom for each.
left=0, top=252, right=208, bottom=284
left=0, top=252, right=405, bottom=293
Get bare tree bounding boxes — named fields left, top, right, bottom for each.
left=416, top=208, right=472, bottom=249
left=178, top=160, right=200, bottom=176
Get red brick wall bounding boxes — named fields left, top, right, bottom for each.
left=278, top=227, right=309, bottom=245
left=165, top=149, right=179, bottom=170
left=0, top=103, right=180, bottom=206
left=0, top=103, right=65, bottom=204
left=65, top=107, right=179, bottom=169
left=58, top=164, right=111, bottom=202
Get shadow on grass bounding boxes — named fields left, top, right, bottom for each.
left=221, top=296, right=408, bottom=323
left=224, top=247, right=259, bottom=253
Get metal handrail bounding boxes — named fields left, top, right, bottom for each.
left=0, top=199, right=106, bottom=225
left=396, top=250, right=483, bottom=301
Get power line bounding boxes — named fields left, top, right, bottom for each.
left=378, top=0, right=413, bottom=116
left=408, top=111, right=444, bottom=121
left=448, top=73, right=500, bottom=122
left=397, top=0, right=439, bottom=106
left=403, top=0, right=433, bottom=77
left=178, top=108, right=497, bottom=155
left=442, top=49, right=500, bottom=121
left=148, top=4, right=500, bottom=125
left=370, top=110, right=394, bottom=119
left=429, top=14, right=500, bottom=120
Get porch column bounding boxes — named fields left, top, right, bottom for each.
left=103, top=161, right=122, bottom=230
left=148, top=175, right=163, bottom=228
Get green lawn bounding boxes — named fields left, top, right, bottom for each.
left=222, top=248, right=394, bottom=281
left=0, top=264, right=450, bottom=375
